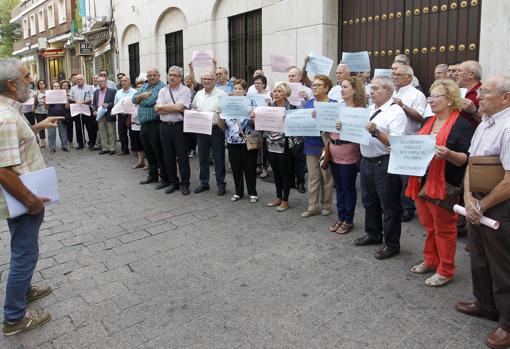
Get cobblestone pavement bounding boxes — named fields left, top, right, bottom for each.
left=0, top=146, right=494, bottom=349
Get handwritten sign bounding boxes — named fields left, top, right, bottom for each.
left=373, top=68, right=393, bottom=77
left=315, top=102, right=340, bottom=133
left=388, top=135, right=437, bottom=176
left=191, top=50, right=213, bottom=67
left=219, top=96, right=251, bottom=120
left=341, top=51, right=371, bottom=72
left=70, top=103, right=91, bottom=116
left=45, top=90, right=67, bottom=104
left=339, top=107, right=371, bottom=145
left=307, top=53, right=334, bottom=76
left=271, top=55, right=295, bottom=72
left=183, top=110, right=213, bottom=135
left=254, top=106, right=285, bottom=133
left=284, top=109, right=319, bottom=137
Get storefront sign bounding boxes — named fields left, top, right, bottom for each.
left=41, top=49, right=65, bottom=58
left=86, top=29, right=110, bottom=42
left=78, top=42, right=93, bottom=55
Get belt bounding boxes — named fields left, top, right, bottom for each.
left=163, top=120, right=183, bottom=126
left=330, top=138, right=352, bottom=145
left=362, top=154, right=389, bottom=163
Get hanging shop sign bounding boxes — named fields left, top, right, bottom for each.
left=86, top=29, right=110, bottom=42
left=41, top=48, right=65, bottom=58
left=77, top=42, right=93, bottom=55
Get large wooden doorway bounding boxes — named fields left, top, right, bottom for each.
left=339, top=0, right=481, bottom=91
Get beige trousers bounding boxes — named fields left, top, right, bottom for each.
left=306, top=154, right=333, bottom=212
left=98, top=119, right=117, bottom=152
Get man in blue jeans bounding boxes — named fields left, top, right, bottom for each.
left=191, top=72, right=227, bottom=195
left=0, top=58, right=62, bottom=336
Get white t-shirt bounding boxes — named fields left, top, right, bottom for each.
left=393, top=83, right=427, bottom=135
left=360, top=98, right=407, bottom=158
left=191, top=87, right=227, bottom=124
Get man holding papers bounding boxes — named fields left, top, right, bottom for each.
left=69, top=74, right=94, bottom=149
left=114, top=76, right=137, bottom=155
left=92, top=77, right=117, bottom=155
left=0, top=58, right=63, bottom=335
left=192, top=72, right=227, bottom=195
left=355, top=76, right=407, bottom=260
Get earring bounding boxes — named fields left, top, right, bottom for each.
left=448, top=103, right=452, bottom=106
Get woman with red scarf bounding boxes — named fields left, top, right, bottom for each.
left=406, top=79, right=474, bottom=287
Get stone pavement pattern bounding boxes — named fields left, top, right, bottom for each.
left=0, top=147, right=494, bottom=349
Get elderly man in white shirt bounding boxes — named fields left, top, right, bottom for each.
left=155, top=66, right=192, bottom=196
left=192, top=71, right=227, bottom=195
left=354, top=75, right=407, bottom=260
left=392, top=64, right=427, bottom=222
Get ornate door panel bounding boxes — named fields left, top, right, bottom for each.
left=339, top=0, right=480, bottom=92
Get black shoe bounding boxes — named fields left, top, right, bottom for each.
left=193, top=184, right=210, bottom=194
left=117, top=152, right=129, bottom=156
left=375, top=246, right=400, bottom=260
left=297, top=183, right=306, bottom=194
left=155, top=182, right=169, bottom=190
left=140, top=177, right=158, bottom=185
left=98, top=150, right=109, bottom=155
left=76, top=146, right=84, bottom=150
left=217, top=186, right=226, bottom=196
left=93, top=146, right=102, bottom=150
left=354, top=234, right=383, bottom=246
left=165, top=185, right=179, bottom=194
left=180, top=184, right=190, bottom=195
left=401, top=210, right=415, bottom=222
left=109, top=151, right=115, bottom=155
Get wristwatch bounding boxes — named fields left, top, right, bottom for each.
left=372, top=129, right=380, bottom=138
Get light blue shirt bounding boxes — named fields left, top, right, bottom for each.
left=114, top=87, right=137, bottom=105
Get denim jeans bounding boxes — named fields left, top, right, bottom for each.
left=360, top=156, right=402, bottom=249
left=400, top=175, right=416, bottom=213
left=197, top=125, right=226, bottom=187
left=4, top=210, right=44, bottom=322
left=47, top=121, right=69, bottom=150
left=330, top=162, right=358, bottom=223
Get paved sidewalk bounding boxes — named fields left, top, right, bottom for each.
left=0, top=147, right=493, bottom=348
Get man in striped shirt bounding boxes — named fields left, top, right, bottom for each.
left=0, top=58, right=63, bottom=336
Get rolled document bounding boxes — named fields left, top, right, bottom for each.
left=453, top=204, right=500, bottom=230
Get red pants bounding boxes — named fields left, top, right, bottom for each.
left=415, top=197, right=458, bottom=278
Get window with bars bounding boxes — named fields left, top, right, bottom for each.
left=228, top=9, right=262, bottom=82
left=165, top=31, right=183, bottom=72
left=128, top=42, right=140, bottom=85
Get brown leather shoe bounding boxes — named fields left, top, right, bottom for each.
left=455, top=301, right=499, bottom=321
left=487, top=326, right=510, bottom=349
left=374, top=246, right=399, bottom=260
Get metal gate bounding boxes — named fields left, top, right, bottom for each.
left=339, top=0, right=481, bottom=91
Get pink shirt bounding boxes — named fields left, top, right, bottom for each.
left=98, top=88, right=106, bottom=107
left=329, top=132, right=360, bottom=164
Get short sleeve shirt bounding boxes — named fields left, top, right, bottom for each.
left=192, top=87, right=227, bottom=124
left=469, top=107, right=510, bottom=170
left=156, top=84, right=191, bottom=122
left=393, top=84, right=427, bottom=135
left=0, top=96, right=46, bottom=219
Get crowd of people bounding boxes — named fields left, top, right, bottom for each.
left=1, top=53, right=510, bottom=348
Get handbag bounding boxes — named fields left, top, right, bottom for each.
left=237, top=121, right=262, bottom=150
left=418, top=180, right=460, bottom=211
left=468, top=156, right=504, bottom=193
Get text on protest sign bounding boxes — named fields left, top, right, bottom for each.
left=388, top=135, right=437, bottom=176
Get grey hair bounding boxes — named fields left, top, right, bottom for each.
left=397, top=64, right=414, bottom=76
left=496, top=75, right=510, bottom=94
left=288, top=65, right=301, bottom=76
left=463, top=60, right=482, bottom=81
left=372, top=75, right=395, bottom=93
left=168, top=65, right=184, bottom=77
left=435, top=64, right=448, bottom=71
left=394, top=54, right=410, bottom=65
left=217, top=66, right=229, bottom=76
left=201, top=71, right=215, bottom=79
left=337, top=63, right=350, bottom=72
left=0, top=58, right=24, bottom=94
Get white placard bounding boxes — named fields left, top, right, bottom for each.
left=45, top=90, right=67, bottom=104
left=70, top=103, right=91, bottom=116
left=191, top=50, right=214, bottom=67
left=183, top=110, right=213, bottom=135
left=254, top=106, right=285, bottom=133
left=271, top=55, right=295, bottom=72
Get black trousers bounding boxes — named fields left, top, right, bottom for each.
left=24, top=112, right=36, bottom=125
left=287, top=149, right=306, bottom=186
left=140, top=121, right=167, bottom=182
left=185, top=132, right=197, bottom=152
left=67, top=117, right=74, bottom=144
left=268, top=150, right=291, bottom=201
left=360, top=156, right=402, bottom=249
left=34, top=113, right=47, bottom=139
left=469, top=196, right=510, bottom=331
left=159, top=122, right=190, bottom=186
left=117, top=114, right=130, bottom=154
left=228, top=143, right=258, bottom=197
left=73, top=114, right=98, bottom=148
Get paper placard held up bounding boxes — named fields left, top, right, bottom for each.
left=70, top=103, right=91, bottom=116
left=271, top=55, right=295, bottom=72
left=183, top=110, right=213, bottom=135
left=45, top=90, right=67, bottom=104
left=341, top=51, right=371, bottom=72
left=191, top=50, right=213, bottom=67
left=307, top=53, right=334, bottom=76
left=254, top=106, right=285, bottom=133
left=388, top=135, right=437, bottom=176
left=284, top=109, right=320, bottom=137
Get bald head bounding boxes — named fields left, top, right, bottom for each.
left=457, top=60, right=482, bottom=87
left=335, top=63, right=351, bottom=83
left=146, top=68, right=160, bottom=86
left=75, top=74, right=85, bottom=86
left=478, top=75, right=510, bottom=116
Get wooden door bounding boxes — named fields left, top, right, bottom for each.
left=339, top=0, right=481, bottom=92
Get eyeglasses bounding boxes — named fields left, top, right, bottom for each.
left=201, top=78, right=215, bottom=81
left=312, top=83, right=325, bottom=87
left=477, top=88, right=493, bottom=97
left=99, top=73, right=107, bottom=76
left=393, top=73, right=410, bottom=77
left=427, top=94, right=446, bottom=101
